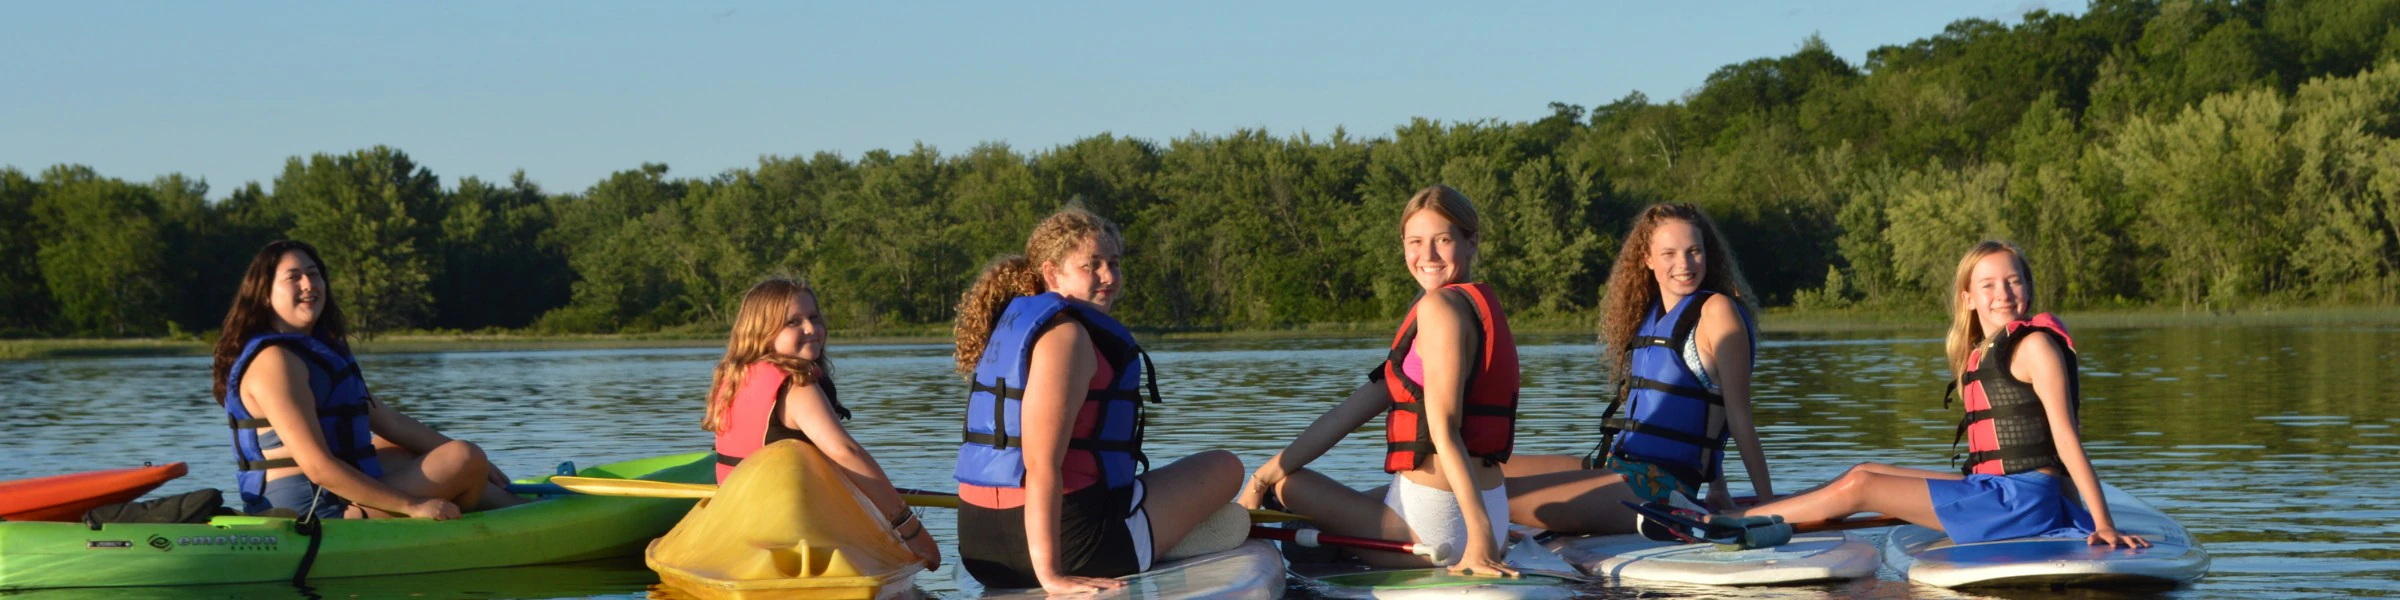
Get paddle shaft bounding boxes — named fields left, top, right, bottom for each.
left=535, top=478, right=1307, bottom=522
left=895, top=487, right=1307, bottom=523
left=1247, top=525, right=1449, bottom=563
left=1792, top=514, right=1905, bottom=533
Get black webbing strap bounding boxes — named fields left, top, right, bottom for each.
left=969, top=379, right=1024, bottom=400
left=290, top=486, right=328, bottom=586
left=229, top=403, right=368, bottom=430
left=1600, top=417, right=1721, bottom=449
left=1626, top=376, right=1724, bottom=405
left=1130, top=347, right=1159, bottom=473
left=1963, top=444, right=2057, bottom=466
left=236, top=445, right=380, bottom=472
left=1387, top=400, right=1514, bottom=416
left=986, top=377, right=1013, bottom=450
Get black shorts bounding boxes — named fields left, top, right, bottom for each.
left=957, top=480, right=1153, bottom=589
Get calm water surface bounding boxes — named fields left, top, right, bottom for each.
left=2, top=324, right=2394, bottom=599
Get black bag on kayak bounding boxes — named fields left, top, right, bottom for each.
left=82, top=489, right=234, bottom=528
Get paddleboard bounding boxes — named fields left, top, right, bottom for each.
left=966, top=539, right=1286, bottom=599
left=1881, top=482, right=2210, bottom=588
left=1289, top=527, right=1584, bottom=599
left=1545, top=528, right=1879, bottom=585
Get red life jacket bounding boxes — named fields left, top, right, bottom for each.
left=714, top=361, right=848, bottom=483
left=1383, top=282, right=1520, bottom=473
left=1952, top=313, right=2079, bottom=476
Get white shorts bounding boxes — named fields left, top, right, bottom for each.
left=1383, top=474, right=1510, bottom=566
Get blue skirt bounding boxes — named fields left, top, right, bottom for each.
left=1925, top=471, right=2093, bottom=544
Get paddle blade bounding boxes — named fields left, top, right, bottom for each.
left=549, top=476, right=717, bottom=499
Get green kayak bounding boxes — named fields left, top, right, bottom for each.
left=0, top=452, right=709, bottom=590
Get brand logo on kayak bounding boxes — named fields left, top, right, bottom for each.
left=172, top=534, right=280, bottom=550
left=147, top=535, right=171, bottom=551
left=88, top=540, right=133, bottom=549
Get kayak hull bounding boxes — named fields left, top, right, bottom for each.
left=0, top=462, right=188, bottom=522
left=1881, top=483, right=2210, bottom=588
left=968, top=539, right=1285, bottom=599
left=0, top=452, right=709, bottom=590
left=1546, top=530, right=1878, bottom=585
left=646, top=440, right=925, bottom=600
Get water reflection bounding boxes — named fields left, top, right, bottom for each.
left=1, top=323, right=2393, bottom=599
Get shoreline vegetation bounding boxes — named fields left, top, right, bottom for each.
left=9, top=3, right=2400, bottom=350
left=8, top=306, right=2395, bottom=361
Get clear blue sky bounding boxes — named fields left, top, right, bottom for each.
left=2, top=1, right=2085, bottom=199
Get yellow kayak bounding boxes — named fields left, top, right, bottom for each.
left=645, top=440, right=926, bottom=600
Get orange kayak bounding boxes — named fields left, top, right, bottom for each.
left=0, top=463, right=188, bottom=522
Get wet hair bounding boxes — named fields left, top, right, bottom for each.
left=701, top=277, right=831, bottom=433
left=1945, top=240, right=2036, bottom=378
left=951, top=207, right=1123, bottom=376
left=212, top=240, right=349, bottom=404
left=1596, top=203, right=1754, bottom=396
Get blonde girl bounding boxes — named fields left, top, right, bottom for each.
left=704, top=277, right=942, bottom=568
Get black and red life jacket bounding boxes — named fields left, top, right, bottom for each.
left=1949, top=313, right=2080, bottom=476
left=1382, top=282, right=1520, bottom=473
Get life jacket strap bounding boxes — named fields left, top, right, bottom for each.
left=227, top=404, right=370, bottom=430
left=1384, top=440, right=1506, bottom=463
left=1387, top=400, right=1514, bottom=417
left=716, top=453, right=745, bottom=468
left=1962, top=444, right=2057, bottom=466
left=235, top=445, right=380, bottom=472
left=1601, top=417, right=1722, bottom=449
left=961, top=426, right=1144, bottom=451
left=1626, top=376, right=1724, bottom=405
left=970, top=378, right=1025, bottom=400
left=1958, top=401, right=2048, bottom=426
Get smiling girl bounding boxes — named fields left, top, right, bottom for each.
left=212, top=240, right=524, bottom=521
left=702, top=277, right=941, bottom=569
left=950, top=206, right=1243, bottom=594
left=1497, top=202, right=1775, bottom=534
left=1238, top=185, right=1524, bottom=577
left=1709, top=241, right=2148, bottom=549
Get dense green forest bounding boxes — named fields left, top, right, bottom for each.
left=5, top=0, right=2399, bottom=339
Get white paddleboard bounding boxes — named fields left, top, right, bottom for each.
left=1881, top=483, right=2210, bottom=588
left=967, top=539, right=1286, bottom=599
left=1544, top=529, right=1879, bottom=585
left=1289, top=529, right=1584, bottom=600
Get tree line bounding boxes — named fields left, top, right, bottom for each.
left=5, top=0, right=2397, bottom=339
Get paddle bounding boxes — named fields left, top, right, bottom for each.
left=1247, top=525, right=1450, bottom=564
left=540, top=476, right=1311, bottom=523
left=1624, top=500, right=1904, bottom=547
left=1655, top=493, right=1907, bottom=533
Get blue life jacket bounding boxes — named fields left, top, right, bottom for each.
left=1600, top=290, right=1755, bottom=486
left=953, top=292, right=1156, bottom=491
left=222, top=333, right=383, bottom=513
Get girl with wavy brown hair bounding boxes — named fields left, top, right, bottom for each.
left=701, top=277, right=941, bottom=569
left=212, top=240, right=522, bottom=521
left=1498, top=203, right=1775, bottom=534
left=949, top=206, right=1243, bottom=594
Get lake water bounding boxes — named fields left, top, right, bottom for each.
left=2, top=323, right=2394, bottom=598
